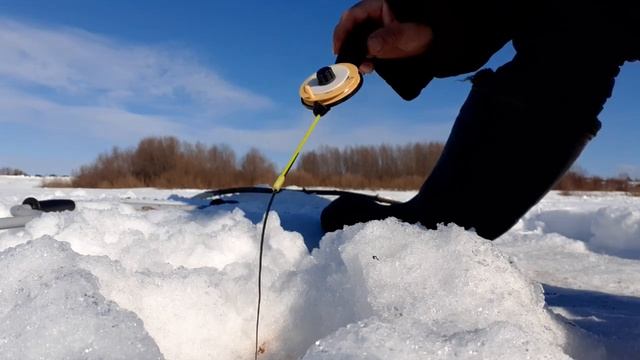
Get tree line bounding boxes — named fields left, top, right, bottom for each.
left=68, top=137, right=276, bottom=189
left=39, top=136, right=640, bottom=194
left=0, top=167, right=27, bottom=176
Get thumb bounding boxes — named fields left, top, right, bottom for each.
left=367, top=23, right=433, bottom=59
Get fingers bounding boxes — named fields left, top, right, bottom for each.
left=333, top=0, right=432, bottom=70
left=333, top=0, right=383, bottom=54
left=367, top=23, right=433, bottom=59
left=359, top=61, right=375, bottom=74
left=381, top=0, right=396, bottom=25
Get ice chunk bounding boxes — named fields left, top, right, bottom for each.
left=0, top=237, right=163, bottom=360
left=304, top=219, right=573, bottom=359
left=590, top=207, right=640, bottom=258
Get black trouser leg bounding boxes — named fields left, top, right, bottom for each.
left=400, top=66, right=602, bottom=239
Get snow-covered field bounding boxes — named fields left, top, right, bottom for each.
left=1, top=175, right=639, bottom=359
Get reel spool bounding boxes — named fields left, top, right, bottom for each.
left=299, top=63, right=363, bottom=115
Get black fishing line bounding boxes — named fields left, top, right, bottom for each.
left=255, top=190, right=277, bottom=360
left=251, top=63, right=362, bottom=357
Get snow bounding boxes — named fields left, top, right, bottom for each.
left=0, top=236, right=163, bottom=359
left=1, top=175, right=639, bottom=359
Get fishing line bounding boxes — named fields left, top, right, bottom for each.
left=254, top=62, right=363, bottom=359
left=254, top=191, right=276, bottom=359
left=254, top=113, right=323, bottom=360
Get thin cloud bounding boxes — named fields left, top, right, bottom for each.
left=0, top=18, right=272, bottom=118
left=308, top=107, right=455, bottom=149
left=0, top=88, right=184, bottom=141
left=617, top=165, right=640, bottom=179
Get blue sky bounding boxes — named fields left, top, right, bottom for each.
left=0, top=1, right=638, bottom=178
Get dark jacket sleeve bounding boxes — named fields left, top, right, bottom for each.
left=379, top=0, right=639, bottom=101
left=375, top=0, right=518, bottom=100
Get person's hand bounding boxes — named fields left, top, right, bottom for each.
left=333, top=0, right=433, bottom=73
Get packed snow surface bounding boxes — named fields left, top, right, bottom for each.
left=1, top=176, right=639, bottom=359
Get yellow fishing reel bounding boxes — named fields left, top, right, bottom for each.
left=299, top=63, right=363, bottom=115
left=272, top=63, right=362, bottom=192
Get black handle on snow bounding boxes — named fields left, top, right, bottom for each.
left=22, top=197, right=76, bottom=213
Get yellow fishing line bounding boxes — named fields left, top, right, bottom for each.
left=272, top=114, right=322, bottom=191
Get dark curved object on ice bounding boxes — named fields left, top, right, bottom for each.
left=195, top=187, right=400, bottom=206
left=23, top=197, right=76, bottom=213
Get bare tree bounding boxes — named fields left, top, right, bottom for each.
left=239, top=148, right=276, bottom=186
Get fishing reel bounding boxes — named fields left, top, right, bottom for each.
left=299, top=63, right=363, bottom=116
left=299, top=21, right=379, bottom=116
left=274, top=21, right=377, bottom=191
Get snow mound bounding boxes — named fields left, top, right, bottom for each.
left=303, top=219, right=573, bottom=359
left=524, top=205, right=640, bottom=259
left=0, top=237, right=163, bottom=360
left=0, top=194, right=592, bottom=359
left=590, top=207, right=640, bottom=258
left=74, top=210, right=310, bottom=360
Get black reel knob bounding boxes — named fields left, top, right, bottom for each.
left=316, top=66, right=336, bottom=86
